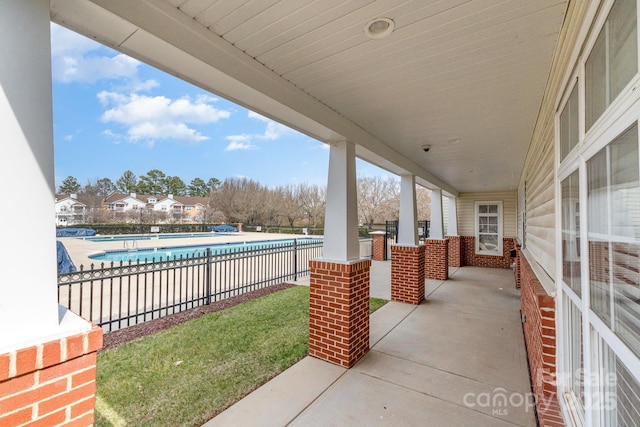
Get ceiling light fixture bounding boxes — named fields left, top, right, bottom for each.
left=364, top=18, right=395, bottom=39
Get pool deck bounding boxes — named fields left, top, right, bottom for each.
left=60, top=232, right=311, bottom=267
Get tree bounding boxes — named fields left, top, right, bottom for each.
left=187, top=178, right=209, bottom=197
left=416, top=187, right=431, bottom=220
left=96, top=177, right=116, bottom=196
left=116, top=170, right=138, bottom=193
left=211, top=177, right=267, bottom=225
left=280, top=185, right=302, bottom=228
left=357, top=176, right=399, bottom=226
left=58, top=176, right=81, bottom=194
left=137, top=169, right=166, bottom=195
left=207, top=177, right=221, bottom=192
left=165, top=176, right=186, bottom=196
left=83, top=177, right=115, bottom=197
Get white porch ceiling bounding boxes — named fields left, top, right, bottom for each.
left=50, top=0, right=568, bottom=195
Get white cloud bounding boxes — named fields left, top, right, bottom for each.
left=247, top=111, right=293, bottom=140
left=225, top=141, right=258, bottom=151
left=50, top=23, right=101, bottom=58
left=51, top=24, right=141, bottom=84
left=50, top=24, right=161, bottom=90
left=63, top=135, right=73, bottom=141
left=223, top=111, right=294, bottom=151
left=99, top=92, right=231, bottom=144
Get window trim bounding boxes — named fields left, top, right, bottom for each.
left=474, top=201, right=503, bottom=256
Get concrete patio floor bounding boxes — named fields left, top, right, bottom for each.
left=204, top=263, right=536, bottom=427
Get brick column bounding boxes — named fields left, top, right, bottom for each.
left=445, top=235, right=461, bottom=267
left=390, top=245, right=425, bottom=304
left=309, top=259, right=371, bottom=368
left=515, top=244, right=522, bottom=288
left=425, top=239, right=449, bottom=280
left=0, top=325, right=103, bottom=426
left=369, top=231, right=386, bottom=261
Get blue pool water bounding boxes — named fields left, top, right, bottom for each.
left=83, top=232, right=227, bottom=242
left=89, top=238, right=322, bottom=263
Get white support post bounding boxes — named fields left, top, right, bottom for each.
left=0, top=1, right=88, bottom=353
left=430, top=189, right=444, bottom=239
left=322, top=140, right=360, bottom=262
left=398, top=175, right=418, bottom=246
left=447, top=195, right=458, bottom=236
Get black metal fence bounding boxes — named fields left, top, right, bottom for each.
left=58, top=239, right=323, bottom=332
left=384, top=220, right=431, bottom=260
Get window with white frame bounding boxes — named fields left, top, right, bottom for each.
left=591, top=330, right=640, bottom=426
left=561, top=170, right=581, bottom=297
left=475, top=202, right=502, bottom=255
left=563, top=298, right=584, bottom=419
left=555, top=0, right=640, bottom=424
left=587, top=123, right=640, bottom=357
left=585, top=0, right=638, bottom=131
left=560, top=83, right=580, bottom=160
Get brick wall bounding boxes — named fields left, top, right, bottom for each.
left=445, top=236, right=462, bottom=267
left=0, top=324, right=103, bottom=426
left=515, top=244, right=522, bottom=288
left=371, top=233, right=386, bottom=261
left=390, top=245, right=426, bottom=304
left=425, top=239, right=448, bottom=280
left=460, top=236, right=515, bottom=269
left=519, top=254, right=565, bottom=427
left=309, top=259, right=371, bottom=368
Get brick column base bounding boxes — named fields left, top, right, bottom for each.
left=445, top=235, right=461, bottom=267
left=309, top=259, right=371, bottom=368
left=0, top=324, right=103, bottom=426
left=425, top=239, right=449, bottom=280
left=390, top=245, right=425, bottom=304
left=369, top=232, right=386, bottom=261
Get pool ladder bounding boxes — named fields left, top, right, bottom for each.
left=123, top=240, right=138, bottom=251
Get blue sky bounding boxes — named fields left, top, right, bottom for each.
left=51, top=24, right=390, bottom=191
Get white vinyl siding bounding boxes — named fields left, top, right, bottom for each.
left=523, top=124, right=557, bottom=282
left=519, top=0, right=593, bottom=288
left=458, top=192, right=516, bottom=237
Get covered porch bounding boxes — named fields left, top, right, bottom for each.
left=208, top=264, right=537, bottom=426
left=0, top=1, right=586, bottom=426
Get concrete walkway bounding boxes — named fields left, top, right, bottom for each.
left=205, top=264, right=536, bottom=427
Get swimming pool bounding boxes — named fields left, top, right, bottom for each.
left=89, top=238, right=322, bottom=263
left=83, top=232, right=228, bottom=242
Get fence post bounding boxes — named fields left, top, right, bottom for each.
left=293, top=239, right=298, bottom=282
left=206, top=248, right=212, bottom=305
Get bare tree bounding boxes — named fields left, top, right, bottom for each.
left=357, top=176, right=399, bottom=226
left=416, top=186, right=432, bottom=220
left=211, top=177, right=268, bottom=225
left=294, top=183, right=326, bottom=227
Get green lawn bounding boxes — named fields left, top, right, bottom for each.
left=95, top=286, right=387, bottom=427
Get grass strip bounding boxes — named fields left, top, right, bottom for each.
left=95, top=286, right=387, bottom=427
